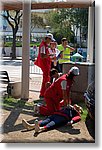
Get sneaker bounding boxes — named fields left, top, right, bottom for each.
left=34, top=119, right=40, bottom=133
left=22, top=119, right=35, bottom=130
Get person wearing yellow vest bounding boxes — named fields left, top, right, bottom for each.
left=58, top=38, right=75, bottom=72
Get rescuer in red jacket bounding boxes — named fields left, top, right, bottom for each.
left=34, top=33, right=55, bottom=99
left=33, top=66, right=80, bottom=116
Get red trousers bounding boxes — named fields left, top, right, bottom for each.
left=40, top=65, right=50, bottom=97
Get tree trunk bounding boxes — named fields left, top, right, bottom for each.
left=11, top=31, right=16, bottom=59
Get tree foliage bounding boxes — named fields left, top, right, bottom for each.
left=45, top=8, right=88, bottom=45
left=31, top=12, right=46, bottom=33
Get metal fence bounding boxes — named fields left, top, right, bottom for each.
left=30, top=60, right=42, bottom=74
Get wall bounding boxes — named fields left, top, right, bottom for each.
left=3, top=47, right=39, bottom=58
left=2, top=47, right=22, bottom=57
left=63, top=62, right=95, bottom=102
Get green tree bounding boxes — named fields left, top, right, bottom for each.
left=68, top=8, right=88, bottom=46
left=45, top=9, right=75, bottom=44
left=45, top=8, right=88, bottom=45
left=31, top=12, right=46, bottom=33
left=2, top=10, right=22, bottom=59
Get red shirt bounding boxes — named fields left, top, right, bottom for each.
left=45, top=74, right=73, bottom=101
left=34, top=40, right=51, bottom=69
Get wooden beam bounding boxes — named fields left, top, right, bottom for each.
left=31, top=1, right=93, bottom=9
left=2, top=4, right=22, bottom=10
left=1, top=1, right=94, bottom=10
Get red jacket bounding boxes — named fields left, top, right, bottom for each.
left=34, top=40, right=51, bottom=70
left=44, top=74, right=73, bottom=101
left=54, top=106, right=81, bottom=123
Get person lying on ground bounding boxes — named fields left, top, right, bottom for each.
left=33, top=66, right=80, bottom=116
left=22, top=104, right=83, bottom=133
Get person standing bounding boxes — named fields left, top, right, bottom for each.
left=48, top=41, right=61, bottom=72
left=58, top=38, right=75, bottom=72
left=34, top=33, right=54, bottom=99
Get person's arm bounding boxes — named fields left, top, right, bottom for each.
left=61, top=80, right=70, bottom=106
left=40, top=46, right=48, bottom=59
left=67, top=45, right=75, bottom=52
left=67, top=116, right=81, bottom=125
left=72, top=116, right=81, bottom=123
left=40, top=53, right=48, bottom=58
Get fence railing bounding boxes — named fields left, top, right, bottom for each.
left=30, top=60, right=42, bottom=74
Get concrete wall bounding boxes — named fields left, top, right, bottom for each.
left=3, top=47, right=22, bottom=57
left=8, top=81, right=21, bottom=98
left=63, top=62, right=95, bottom=102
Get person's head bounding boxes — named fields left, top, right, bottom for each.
left=50, top=68, right=59, bottom=79
left=73, top=104, right=83, bottom=114
left=67, top=66, right=79, bottom=79
left=50, top=41, right=57, bottom=49
left=45, top=33, right=54, bottom=45
left=61, top=38, right=68, bottom=48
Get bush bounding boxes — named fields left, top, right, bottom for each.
left=4, top=42, right=40, bottom=47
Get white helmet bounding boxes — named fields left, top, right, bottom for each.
left=45, top=33, right=55, bottom=41
left=68, top=66, right=79, bottom=76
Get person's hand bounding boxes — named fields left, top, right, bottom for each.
left=64, top=100, right=68, bottom=107
left=60, top=53, right=63, bottom=59
left=67, top=120, right=73, bottom=126
left=48, top=53, right=55, bottom=56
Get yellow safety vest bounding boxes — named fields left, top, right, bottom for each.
left=58, top=44, right=71, bottom=64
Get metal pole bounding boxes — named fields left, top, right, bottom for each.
left=21, top=0, right=31, bottom=100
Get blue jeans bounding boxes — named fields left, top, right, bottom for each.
left=39, top=114, right=68, bottom=130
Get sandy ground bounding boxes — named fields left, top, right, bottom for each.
left=0, top=106, right=95, bottom=143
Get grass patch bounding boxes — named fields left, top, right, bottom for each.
left=1, top=96, right=34, bottom=109
left=78, top=102, right=88, bottom=121
left=1, top=97, right=18, bottom=108
left=1, top=97, right=88, bottom=121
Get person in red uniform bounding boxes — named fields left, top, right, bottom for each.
left=22, top=104, right=83, bottom=133
left=34, top=33, right=55, bottom=99
left=45, top=68, right=63, bottom=89
left=34, top=66, right=80, bottom=116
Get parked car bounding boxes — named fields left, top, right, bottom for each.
left=84, top=81, right=95, bottom=120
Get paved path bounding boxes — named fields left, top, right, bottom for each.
left=0, top=57, right=43, bottom=100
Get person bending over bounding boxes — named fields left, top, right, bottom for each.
left=34, top=66, right=80, bottom=116
left=46, top=68, right=63, bottom=89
